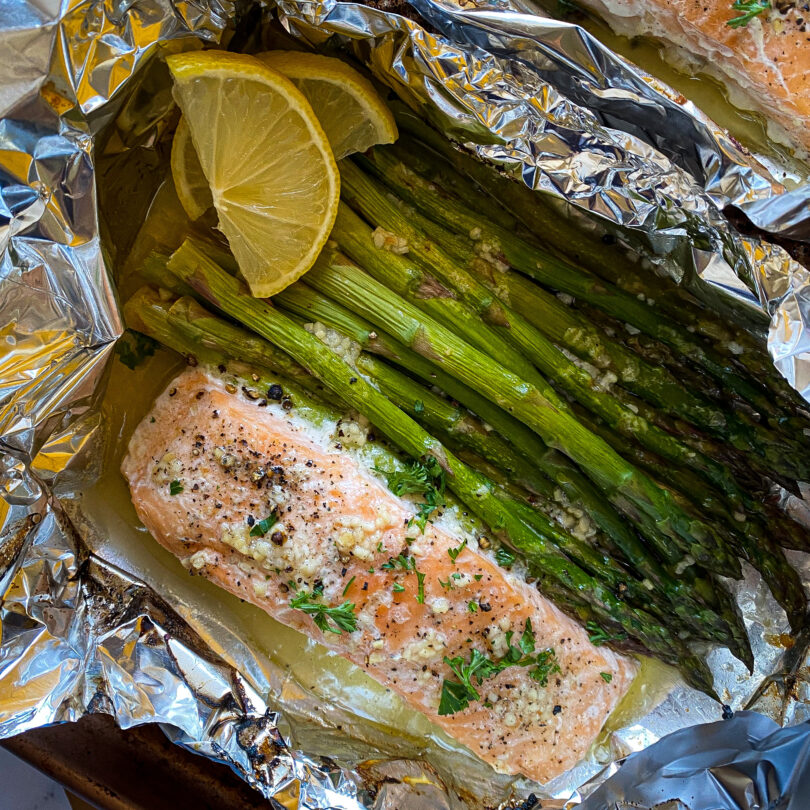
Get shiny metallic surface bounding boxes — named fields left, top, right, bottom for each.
left=1, top=0, right=810, bottom=807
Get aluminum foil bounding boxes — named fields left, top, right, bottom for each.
left=2, top=0, right=810, bottom=807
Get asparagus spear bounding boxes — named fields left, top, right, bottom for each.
left=296, top=248, right=745, bottom=579
left=352, top=149, right=784, bottom=424
left=332, top=190, right=750, bottom=549
left=341, top=164, right=772, bottom=501
left=391, top=107, right=785, bottom=382
left=165, top=239, right=722, bottom=689
left=406, top=213, right=794, bottom=476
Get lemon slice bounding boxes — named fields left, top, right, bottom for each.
left=257, top=51, right=398, bottom=160
left=171, top=116, right=213, bottom=220
left=166, top=50, right=340, bottom=298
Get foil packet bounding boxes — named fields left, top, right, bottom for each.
left=2, top=0, right=810, bottom=807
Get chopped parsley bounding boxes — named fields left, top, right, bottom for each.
left=249, top=512, right=278, bottom=537
left=115, top=330, right=157, bottom=370
left=381, top=553, right=425, bottom=603
left=438, top=576, right=454, bottom=591
left=378, top=456, right=446, bottom=532
left=289, top=583, right=357, bottom=635
left=447, top=539, right=467, bottom=563
left=474, top=574, right=483, bottom=582
left=601, top=672, right=613, bottom=683
left=586, top=621, right=628, bottom=647
left=376, top=541, right=384, bottom=553
left=727, top=0, right=769, bottom=27
left=495, top=547, right=515, bottom=568
left=392, top=582, right=405, bottom=593
left=467, top=600, right=478, bottom=613
left=382, top=553, right=415, bottom=571
left=438, top=619, right=560, bottom=715
left=169, top=480, right=183, bottom=496
left=342, top=576, right=356, bottom=596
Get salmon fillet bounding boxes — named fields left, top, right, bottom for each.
left=121, top=368, right=637, bottom=783
left=577, top=0, right=810, bottom=154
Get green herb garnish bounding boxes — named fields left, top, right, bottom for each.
left=342, top=576, right=356, bottom=596
left=250, top=512, right=278, bottom=537
left=392, top=582, right=405, bottom=593
left=381, top=553, right=426, bottom=603
left=447, top=539, right=467, bottom=563
left=601, top=672, right=613, bottom=683
left=495, top=547, right=515, bottom=568
left=377, top=456, right=446, bottom=532
left=467, top=601, right=478, bottom=613
left=727, top=0, right=769, bottom=27
left=116, top=330, right=157, bottom=370
left=289, top=583, right=357, bottom=635
left=438, top=619, right=560, bottom=715
left=169, top=480, right=183, bottom=496
left=586, top=621, right=628, bottom=646
left=381, top=553, right=413, bottom=571
left=438, top=576, right=455, bottom=591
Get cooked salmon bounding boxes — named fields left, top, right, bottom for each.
left=578, top=0, right=810, bottom=153
left=121, top=368, right=637, bottom=783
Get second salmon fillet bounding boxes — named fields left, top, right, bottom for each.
left=122, top=368, right=637, bottom=783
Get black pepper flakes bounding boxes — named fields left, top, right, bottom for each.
left=267, top=384, right=284, bottom=400
left=553, top=705, right=562, bottom=715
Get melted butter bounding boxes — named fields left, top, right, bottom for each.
left=81, top=348, right=675, bottom=792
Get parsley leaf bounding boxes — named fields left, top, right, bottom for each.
left=342, top=576, right=355, bottom=596
left=250, top=512, right=278, bottom=537
left=392, top=582, right=405, bottom=593
left=169, top=480, right=183, bottom=496
left=289, top=586, right=357, bottom=635
left=381, top=553, right=426, bottom=603
left=415, top=569, right=426, bottom=604
left=378, top=456, right=446, bottom=532
left=586, top=621, right=628, bottom=647
left=495, top=547, right=515, bottom=568
left=601, top=672, right=613, bottom=683
left=529, top=648, right=561, bottom=686
left=116, top=330, right=157, bottom=370
left=467, top=600, right=478, bottom=613
left=447, top=538, right=467, bottom=563
left=727, top=0, right=769, bottom=27
left=438, top=677, right=474, bottom=716
left=438, top=619, right=560, bottom=715
left=381, top=553, right=415, bottom=572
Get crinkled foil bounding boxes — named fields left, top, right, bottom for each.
left=2, top=0, right=810, bottom=807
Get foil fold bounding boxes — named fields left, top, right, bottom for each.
left=2, top=0, right=810, bottom=807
